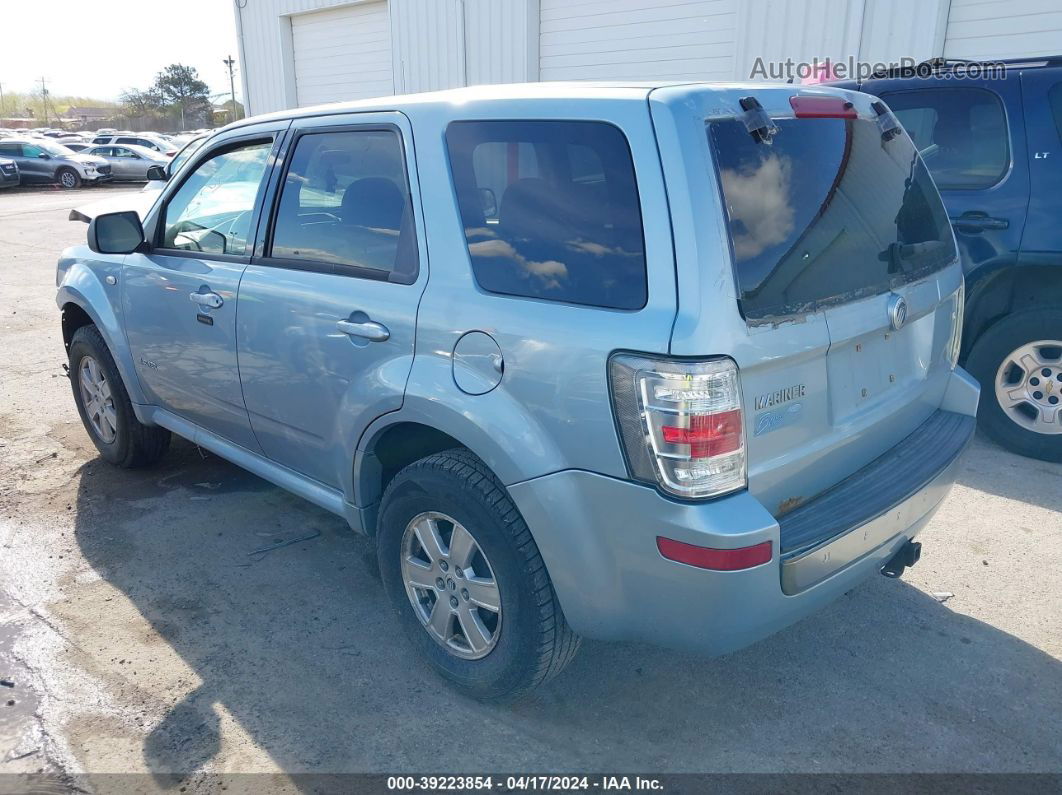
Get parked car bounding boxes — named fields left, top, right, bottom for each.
left=82, top=144, right=169, bottom=181
left=56, top=83, right=978, bottom=699
left=0, top=138, right=110, bottom=188
left=140, top=133, right=208, bottom=195
left=831, top=57, right=1062, bottom=462
left=0, top=157, right=18, bottom=189
left=61, top=142, right=95, bottom=153
left=91, top=134, right=177, bottom=157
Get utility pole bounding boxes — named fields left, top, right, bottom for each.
left=223, top=55, right=238, bottom=121
left=0, top=81, right=6, bottom=121
left=40, top=77, right=49, bottom=126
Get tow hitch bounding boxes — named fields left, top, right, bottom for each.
left=881, top=540, right=921, bottom=579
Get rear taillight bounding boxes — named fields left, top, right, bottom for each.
left=609, top=354, right=746, bottom=499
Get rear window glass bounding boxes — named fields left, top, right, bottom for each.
left=881, top=88, right=1009, bottom=190
left=446, top=120, right=647, bottom=310
left=709, top=114, right=957, bottom=320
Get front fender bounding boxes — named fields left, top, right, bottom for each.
left=56, top=252, right=146, bottom=406
left=352, top=352, right=566, bottom=506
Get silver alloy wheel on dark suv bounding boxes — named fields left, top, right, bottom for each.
left=994, top=339, right=1062, bottom=435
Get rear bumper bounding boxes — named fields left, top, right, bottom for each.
left=508, top=368, right=979, bottom=656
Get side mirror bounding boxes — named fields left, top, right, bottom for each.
left=38, top=152, right=50, bottom=159
left=146, top=164, right=167, bottom=181
left=88, top=211, right=145, bottom=255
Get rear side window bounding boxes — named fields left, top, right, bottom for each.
left=881, top=88, right=1009, bottom=190
left=709, top=113, right=957, bottom=320
left=446, top=120, right=647, bottom=310
left=269, top=129, right=418, bottom=281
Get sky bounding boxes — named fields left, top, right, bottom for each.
left=1, top=0, right=242, bottom=103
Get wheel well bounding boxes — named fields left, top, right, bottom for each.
left=358, top=422, right=466, bottom=534
left=963, top=266, right=1062, bottom=360
left=61, top=303, right=93, bottom=351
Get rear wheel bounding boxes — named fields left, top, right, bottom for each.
left=377, top=449, right=579, bottom=700
left=56, top=168, right=81, bottom=190
left=69, top=325, right=170, bottom=467
left=966, top=307, right=1062, bottom=462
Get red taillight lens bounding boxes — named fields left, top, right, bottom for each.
left=662, top=409, right=742, bottom=457
left=657, top=537, right=772, bottom=571
left=789, top=95, right=857, bottom=119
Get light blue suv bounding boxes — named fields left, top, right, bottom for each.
left=57, top=83, right=979, bottom=699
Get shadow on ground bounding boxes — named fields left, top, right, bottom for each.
left=70, top=438, right=1062, bottom=782
left=956, top=434, right=1062, bottom=514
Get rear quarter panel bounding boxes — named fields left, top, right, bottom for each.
left=369, top=94, right=678, bottom=488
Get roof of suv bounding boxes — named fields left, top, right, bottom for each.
left=859, top=54, right=1062, bottom=81
left=221, top=80, right=864, bottom=134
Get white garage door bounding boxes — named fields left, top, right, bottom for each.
left=291, top=1, right=394, bottom=107
left=539, top=0, right=737, bottom=81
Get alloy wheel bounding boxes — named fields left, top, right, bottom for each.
left=78, top=356, right=117, bottom=443
left=994, top=339, right=1062, bottom=435
left=400, top=511, right=502, bottom=660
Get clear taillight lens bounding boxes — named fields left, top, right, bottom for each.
left=947, top=280, right=965, bottom=368
left=609, top=354, right=746, bottom=499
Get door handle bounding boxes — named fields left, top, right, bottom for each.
left=189, top=291, right=223, bottom=309
left=950, top=214, right=1009, bottom=232
left=337, top=319, right=390, bottom=342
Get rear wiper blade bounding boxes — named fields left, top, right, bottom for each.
left=872, top=100, right=903, bottom=143
left=739, top=96, right=778, bottom=144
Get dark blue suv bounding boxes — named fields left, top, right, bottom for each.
left=835, top=57, right=1062, bottom=462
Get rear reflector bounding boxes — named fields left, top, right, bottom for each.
left=789, top=95, right=857, bottom=119
left=656, top=537, right=772, bottom=571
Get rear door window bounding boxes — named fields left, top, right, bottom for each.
left=709, top=112, right=957, bottom=320
left=881, top=88, right=1009, bottom=189
left=446, top=120, right=647, bottom=310
left=268, top=128, right=419, bottom=282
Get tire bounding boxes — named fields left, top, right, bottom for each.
left=966, top=307, right=1062, bottom=463
left=68, top=325, right=171, bottom=467
left=56, top=168, right=82, bottom=190
left=377, top=449, right=580, bottom=700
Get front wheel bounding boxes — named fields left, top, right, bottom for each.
left=56, top=168, right=82, bottom=190
left=377, top=449, right=579, bottom=700
left=966, top=307, right=1062, bottom=462
left=69, top=325, right=171, bottom=467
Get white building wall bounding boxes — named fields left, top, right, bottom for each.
left=944, top=0, right=1062, bottom=59
left=733, top=0, right=863, bottom=81
left=235, top=0, right=537, bottom=114
left=234, top=0, right=1062, bottom=116
left=539, top=0, right=737, bottom=81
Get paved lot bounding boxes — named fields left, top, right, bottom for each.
left=0, top=187, right=1060, bottom=786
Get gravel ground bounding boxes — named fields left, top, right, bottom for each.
left=0, top=186, right=1060, bottom=789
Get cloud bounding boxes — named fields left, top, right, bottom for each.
left=720, top=153, right=795, bottom=260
